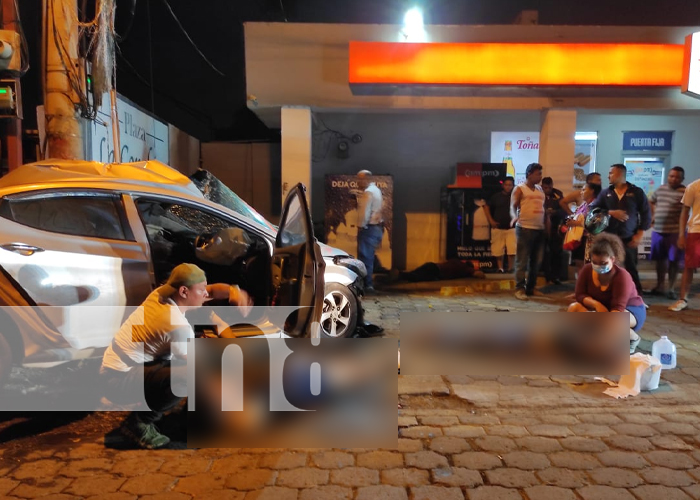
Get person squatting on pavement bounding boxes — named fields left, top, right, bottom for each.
left=669, top=177, right=700, bottom=312
left=649, top=166, right=686, bottom=300
left=511, top=162, right=548, bottom=300
left=590, top=164, right=652, bottom=298
left=100, top=263, right=252, bottom=449
left=568, top=233, right=646, bottom=354
left=484, top=175, right=516, bottom=273
left=356, top=169, right=384, bottom=294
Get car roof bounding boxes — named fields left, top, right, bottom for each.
left=0, top=159, right=205, bottom=199
left=0, top=159, right=276, bottom=237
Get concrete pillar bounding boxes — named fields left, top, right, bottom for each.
left=281, top=106, right=312, bottom=206
left=538, top=109, right=576, bottom=194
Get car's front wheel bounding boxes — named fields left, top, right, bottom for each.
left=321, top=283, right=358, bottom=338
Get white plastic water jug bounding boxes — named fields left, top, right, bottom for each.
left=652, top=335, right=677, bottom=370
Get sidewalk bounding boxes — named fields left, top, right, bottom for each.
left=1, top=280, right=700, bottom=500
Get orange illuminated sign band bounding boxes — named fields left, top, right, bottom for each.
left=349, top=41, right=684, bottom=87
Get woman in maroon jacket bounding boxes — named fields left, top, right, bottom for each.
left=568, top=233, right=645, bottom=353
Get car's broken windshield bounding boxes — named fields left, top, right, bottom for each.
left=189, top=169, right=276, bottom=232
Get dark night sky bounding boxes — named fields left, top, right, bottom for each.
left=18, top=0, right=700, bottom=142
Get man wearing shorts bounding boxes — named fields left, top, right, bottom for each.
left=669, top=177, right=700, bottom=312
left=485, top=176, right=516, bottom=273
left=649, top=166, right=686, bottom=299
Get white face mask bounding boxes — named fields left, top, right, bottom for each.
left=592, top=262, right=613, bottom=274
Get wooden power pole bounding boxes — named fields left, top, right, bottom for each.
left=44, top=0, right=84, bottom=159
left=1, top=0, right=22, bottom=170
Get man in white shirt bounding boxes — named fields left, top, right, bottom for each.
left=669, top=178, right=700, bottom=312
left=356, top=170, right=384, bottom=293
left=510, top=163, right=548, bottom=300
left=100, top=263, right=251, bottom=449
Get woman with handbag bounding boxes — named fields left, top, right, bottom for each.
left=566, top=182, right=602, bottom=267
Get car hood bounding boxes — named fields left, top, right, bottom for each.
left=318, top=242, right=350, bottom=259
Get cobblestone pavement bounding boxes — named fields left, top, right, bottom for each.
left=1, top=277, right=699, bottom=499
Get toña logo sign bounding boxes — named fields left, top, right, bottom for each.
left=682, top=31, right=700, bottom=99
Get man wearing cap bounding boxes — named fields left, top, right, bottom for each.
left=100, top=263, right=252, bottom=449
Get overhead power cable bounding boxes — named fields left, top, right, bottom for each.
left=160, top=0, right=225, bottom=77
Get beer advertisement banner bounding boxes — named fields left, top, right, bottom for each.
left=324, top=175, right=393, bottom=270
left=490, top=132, right=540, bottom=185
left=445, top=163, right=508, bottom=270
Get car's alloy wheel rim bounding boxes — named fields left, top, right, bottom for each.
left=321, top=290, right=351, bottom=337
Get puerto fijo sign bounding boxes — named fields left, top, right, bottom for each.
left=622, top=131, right=673, bottom=152
left=89, top=93, right=169, bottom=164
left=682, top=31, right=700, bottom=99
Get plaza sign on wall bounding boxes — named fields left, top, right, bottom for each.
left=89, top=94, right=169, bottom=164
left=682, top=32, right=700, bottom=99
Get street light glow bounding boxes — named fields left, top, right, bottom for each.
left=401, top=7, right=426, bottom=42
left=404, top=8, right=423, bottom=30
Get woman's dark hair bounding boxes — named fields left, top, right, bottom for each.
left=590, top=233, right=625, bottom=263
left=586, top=182, right=602, bottom=198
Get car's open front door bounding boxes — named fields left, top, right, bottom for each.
left=272, top=184, right=324, bottom=338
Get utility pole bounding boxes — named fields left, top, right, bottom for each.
left=1, top=0, right=22, bottom=170
left=44, top=0, right=84, bottom=159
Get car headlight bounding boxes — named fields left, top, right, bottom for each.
left=333, top=256, right=367, bottom=278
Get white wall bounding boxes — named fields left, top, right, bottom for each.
left=313, top=110, right=700, bottom=270
left=168, top=124, right=200, bottom=176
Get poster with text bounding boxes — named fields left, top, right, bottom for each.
left=444, top=163, right=508, bottom=270
left=624, top=158, right=666, bottom=260
left=573, top=139, right=597, bottom=187
left=324, top=175, right=393, bottom=270
left=490, top=132, right=540, bottom=186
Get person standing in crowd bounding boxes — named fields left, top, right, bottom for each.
left=669, top=177, right=700, bottom=312
left=511, top=163, right=547, bottom=300
left=542, top=177, right=566, bottom=284
left=356, top=169, right=383, bottom=293
left=649, top=166, right=686, bottom=299
left=484, top=176, right=516, bottom=273
left=568, top=233, right=645, bottom=354
left=100, top=264, right=252, bottom=449
left=560, top=172, right=602, bottom=216
left=567, top=181, right=603, bottom=268
left=590, top=164, right=651, bottom=298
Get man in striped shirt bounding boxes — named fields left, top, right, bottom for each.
left=649, top=166, right=686, bottom=299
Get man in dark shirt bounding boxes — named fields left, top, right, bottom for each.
left=590, top=164, right=652, bottom=296
left=484, top=176, right=516, bottom=272
left=542, top=177, right=566, bottom=284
